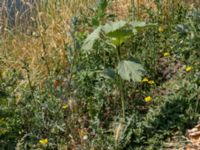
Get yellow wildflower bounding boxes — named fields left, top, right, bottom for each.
left=145, top=96, right=152, bottom=103
left=39, top=138, right=48, bottom=145
left=142, top=77, right=149, bottom=82
left=163, top=52, right=170, bottom=57
left=158, top=26, right=164, bottom=32
left=185, top=66, right=192, bottom=72
left=148, top=80, right=155, bottom=85
left=62, top=104, right=68, bottom=109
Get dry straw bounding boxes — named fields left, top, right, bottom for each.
left=0, top=0, right=94, bottom=85
left=0, top=0, right=198, bottom=86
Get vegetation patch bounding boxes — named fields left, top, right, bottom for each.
left=0, top=0, right=199, bottom=149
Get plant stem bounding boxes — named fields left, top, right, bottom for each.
left=119, top=77, right=125, bottom=119
left=117, top=46, right=125, bottom=119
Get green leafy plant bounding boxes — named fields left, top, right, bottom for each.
left=82, top=20, right=154, bottom=119
left=1, top=1, right=200, bottom=149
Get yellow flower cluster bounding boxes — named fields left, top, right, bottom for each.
left=142, top=77, right=155, bottom=85
left=163, top=52, right=170, bottom=57
left=62, top=104, right=68, bottom=109
left=148, top=80, right=155, bottom=84
left=142, top=77, right=148, bottom=82
left=145, top=96, right=152, bottom=103
left=39, top=138, right=48, bottom=145
left=185, top=66, right=192, bottom=72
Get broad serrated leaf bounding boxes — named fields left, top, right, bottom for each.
left=109, top=29, right=133, bottom=46
left=106, top=29, right=132, bottom=38
left=102, top=20, right=127, bottom=34
left=82, top=20, right=154, bottom=51
left=82, top=26, right=102, bottom=51
left=102, top=21, right=132, bottom=46
left=117, top=60, right=145, bottom=82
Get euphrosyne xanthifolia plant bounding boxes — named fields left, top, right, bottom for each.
left=82, top=20, right=155, bottom=120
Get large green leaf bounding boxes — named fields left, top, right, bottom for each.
left=82, top=20, right=154, bottom=51
left=102, top=21, right=132, bottom=46
left=102, top=21, right=150, bottom=46
left=82, top=26, right=102, bottom=51
left=117, top=60, right=145, bottom=82
left=82, top=21, right=127, bottom=51
left=109, top=29, right=133, bottom=46
left=102, top=20, right=127, bottom=34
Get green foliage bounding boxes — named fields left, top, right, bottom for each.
left=127, top=80, right=200, bottom=149
left=81, top=20, right=150, bottom=82
left=0, top=1, right=200, bottom=150
left=81, top=18, right=153, bottom=120
left=117, top=60, right=145, bottom=82
left=82, top=20, right=153, bottom=50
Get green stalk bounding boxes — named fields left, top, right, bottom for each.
left=119, top=76, right=125, bottom=119
left=117, top=45, right=125, bottom=119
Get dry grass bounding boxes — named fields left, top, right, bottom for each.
left=0, top=0, right=198, bottom=85
left=110, top=0, right=199, bottom=20
left=0, top=0, right=94, bottom=85
left=110, top=0, right=132, bottom=19
left=110, top=0, right=173, bottom=20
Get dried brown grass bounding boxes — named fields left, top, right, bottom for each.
left=110, top=0, right=198, bottom=20
left=0, top=0, right=94, bottom=85
left=0, top=0, right=198, bottom=85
